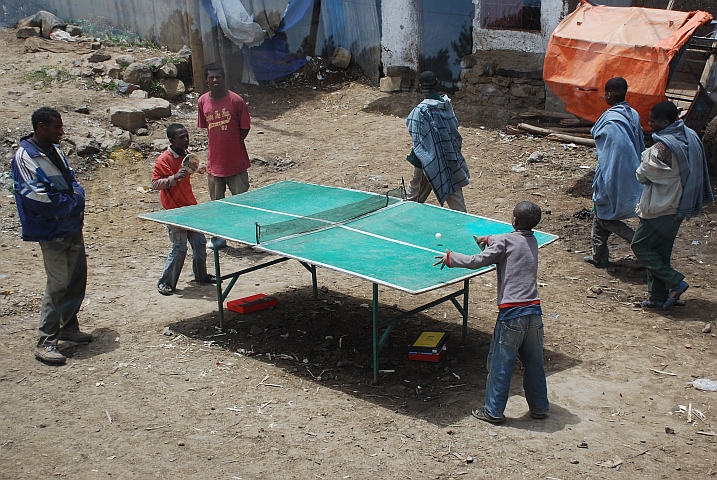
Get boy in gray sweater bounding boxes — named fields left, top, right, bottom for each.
left=434, top=201, right=549, bottom=423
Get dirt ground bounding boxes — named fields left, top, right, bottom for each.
left=0, top=30, right=716, bottom=480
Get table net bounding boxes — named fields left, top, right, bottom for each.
left=255, top=186, right=405, bottom=244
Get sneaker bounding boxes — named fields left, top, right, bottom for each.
left=200, top=274, right=216, bottom=285
left=530, top=411, right=548, bottom=420
left=208, top=238, right=227, bottom=250
left=157, top=283, right=174, bottom=296
left=34, top=345, right=66, bottom=364
left=471, top=406, right=505, bottom=424
left=583, top=256, right=609, bottom=268
left=58, top=329, right=93, bottom=343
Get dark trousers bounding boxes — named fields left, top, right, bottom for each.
left=38, top=231, right=87, bottom=346
left=590, top=212, right=635, bottom=262
left=631, top=215, right=684, bottom=303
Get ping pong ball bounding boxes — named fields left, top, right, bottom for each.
left=435, top=233, right=442, bottom=240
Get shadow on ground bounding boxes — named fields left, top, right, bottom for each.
left=166, top=286, right=581, bottom=428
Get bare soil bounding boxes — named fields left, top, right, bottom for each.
left=1, top=30, right=716, bottom=479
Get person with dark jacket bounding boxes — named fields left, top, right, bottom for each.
left=12, top=107, right=92, bottom=365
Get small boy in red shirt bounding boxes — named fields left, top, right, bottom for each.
left=151, top=123, right=215, bottom=295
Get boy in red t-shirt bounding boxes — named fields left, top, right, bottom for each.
left=197, top=62, right=251, bottom=250
left=151, top=123, right=215, bottom=295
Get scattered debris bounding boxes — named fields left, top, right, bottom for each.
left=691, top=378, right=717, bottom=392
left=596, top=456, right=623, bottom=468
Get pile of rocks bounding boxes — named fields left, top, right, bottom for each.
left=74, top=46, right=192, bottom=102
left=455, top=50, right=546, bottom=111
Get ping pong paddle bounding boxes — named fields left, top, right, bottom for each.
left=182, top=153, right=199, bottom=175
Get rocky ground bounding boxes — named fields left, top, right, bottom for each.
left=0, top=29, right=716, bottom=479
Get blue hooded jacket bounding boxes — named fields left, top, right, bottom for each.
left=11, top=136, right=85, bottom=242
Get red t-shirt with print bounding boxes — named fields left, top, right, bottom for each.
left=197, top=90, right=251, bottom=177
left=152, top=149, right=198, bottom=210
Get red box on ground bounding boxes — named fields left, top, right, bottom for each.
left=227, top=294, right=278, bottom=314
left=408, top=340, right=450, bottom=362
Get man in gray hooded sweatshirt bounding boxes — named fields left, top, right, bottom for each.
left=405, top=71, right=470, bottom=212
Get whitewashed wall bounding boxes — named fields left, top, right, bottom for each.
left=380, top=0, right=419, bottom=72
left=472, top=0, right=567, bottom=53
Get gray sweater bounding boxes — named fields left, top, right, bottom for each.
left=448, top=230, right=539, bottom=308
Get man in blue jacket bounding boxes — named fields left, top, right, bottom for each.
left=12, top=107, right=92, bottom=365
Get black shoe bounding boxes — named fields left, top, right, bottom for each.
left=157, top=283, right=174, bottom=296
left=530, top=411, right=548, bottom=420
left=583, top=256, right=609, bottom=268
left=201, top=274, right=216, bottom=285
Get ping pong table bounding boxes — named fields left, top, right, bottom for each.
left=141, top=181, right=558, bottom=381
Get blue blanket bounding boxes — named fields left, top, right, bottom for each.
left=590, top=102, right=645, bottom=220
left=653, top=120, right=714, bottom=218
left=406, top=96, right=470, bottom=205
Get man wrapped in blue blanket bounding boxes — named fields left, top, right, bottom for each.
left=405, top=71, right=470, bottom=212
left=584, top=77, right=644, bottom=268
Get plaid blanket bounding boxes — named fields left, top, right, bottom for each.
left=406, top=95, right=470, bottom=205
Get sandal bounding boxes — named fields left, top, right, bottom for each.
left=641, top=300, right=664, bottom=309
left=157, top=283, right=174, bottom=296
left=663, top=280, right=688, bottom=310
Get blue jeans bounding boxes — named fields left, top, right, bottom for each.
left=158, top=226, right=208, bottom=289
left=485, top=314, right=549, bottom=418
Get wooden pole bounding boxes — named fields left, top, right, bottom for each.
left=517, top=123, right=596, bottom=147
left=186, top=0, right=207, bottom=94
left=305, top=0, right=322, bottom=56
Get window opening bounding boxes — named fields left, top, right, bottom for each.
left=481, top=0, right=541, bottom=31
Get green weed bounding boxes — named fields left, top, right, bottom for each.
left=148, top=81, right=162, bottom=96
left=74, top=17, right=160, bottom=50
left=21, top=66, right=72, bottom=86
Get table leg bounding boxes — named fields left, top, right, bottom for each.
left=462, top=279, right=469, bottom=344
left=214, top=247, right=223, bottom=329
left=372, top=283, right=379, bottom=384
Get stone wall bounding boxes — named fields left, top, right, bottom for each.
left=454, top=50, right=546, bottom=113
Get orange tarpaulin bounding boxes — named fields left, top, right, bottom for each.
left=543, top=0, right=713, bottom=129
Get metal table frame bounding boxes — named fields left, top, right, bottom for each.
left=212, top=249, right=469, bottom=383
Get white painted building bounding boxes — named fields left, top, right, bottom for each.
left=472, top=0, right=568, bottom=54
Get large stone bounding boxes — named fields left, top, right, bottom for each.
left=67, top=135, right=100, bottom=156
left=123, top=62, right=153, bottom=90
left=156, top=63, right=178, bottom=78
left=115, top=54, right=135, bottom=66
left=330, top=47, right=351, bottom=69
left=134, top=98, right=171, bottom=119
left=115, top=80, right=140, bottom=94
left=158, top=78, right=185, bottom=100
left=379, top=76, right=402, bottom=93
left=106, top=64, right=122, bottom=79
left=129, top=90, right=148, bottom=99
left=65, top=24, right=82, bottom=36
left=16, top=27, right=40, bottom=38
left=110, top=106, right=146, bottom=131
left=91, top=64, right=106, bottom=75
left=101, top=131, right=132, bottom=151
left=174, top=46, right=192, bottom=77
left=88, top=50, right=111, bottom=63
left=144, top=57, right=164, bottom=71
